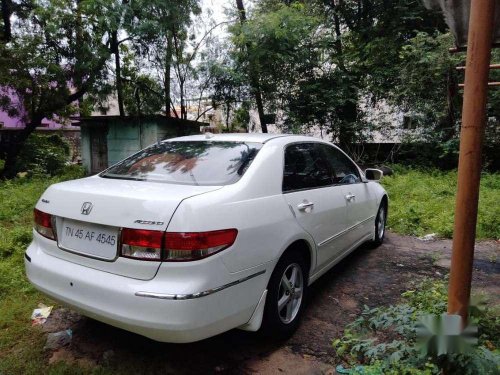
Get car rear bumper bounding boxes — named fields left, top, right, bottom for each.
left=25, top=242, right=268, bottom=343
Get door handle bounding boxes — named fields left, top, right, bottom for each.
left=297, top=201, right=314, bottom=211
left=345, top=194, right=356, bottom=201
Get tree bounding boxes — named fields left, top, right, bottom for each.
left=0, top=0, right=205, bottom=178
left=222, top=0, right=453, bottom=152
left=120, top=46, right=164, bottom=116
left=235, top=0, right=268, bottom=133
left=0, top=0, right=114, bottom=178
left=130, top=0, right=202, bottom=118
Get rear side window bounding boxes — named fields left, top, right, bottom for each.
left=319, top=144, right=361, bottom=185
left=283, top=143, right=333, bottom=192
left=100, top=141, right=263, bottom=186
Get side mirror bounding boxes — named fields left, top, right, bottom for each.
left=365, top=168, right=383, bottom=181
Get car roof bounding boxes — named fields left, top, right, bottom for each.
left=166, top=133, right=327, bottom=144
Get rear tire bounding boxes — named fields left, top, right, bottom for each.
left=261, top=250, right=308, bottom=338
left=372, top=201, right=387, bottom=247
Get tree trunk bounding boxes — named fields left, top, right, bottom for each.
left=254, top=86, right=267, bottom=133
left=134, top=87, right=142, bottom=117
left=0, top=115, right=43, bottom=179
left=165, top=32, right=173, bottom=117
left=236, top=0, right=247, bottom=21
left=332, top=1, right=346, bottom=71
left=1, top=0, right=12, bottom=42
left=111, top=31, right=125, bottom=116
left=236, top=0, right=268, bottom=133
left=180, top=79, right=186, bottom=119
left=226, top=102, right=231, bottom=130
left=444, top=67, right=458, bottom=140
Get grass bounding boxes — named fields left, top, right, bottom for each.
left=381, top=166, right=500, bottom=239
left=0, top=166, right=89, bottom=375
left=0, top=166, right=498, bottom=373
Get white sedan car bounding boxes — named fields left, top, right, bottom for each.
left=25, top=134, right=387, bottom=343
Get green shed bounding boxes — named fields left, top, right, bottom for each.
left=76, top=116, right=204, bottom=174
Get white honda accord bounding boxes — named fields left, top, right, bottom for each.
left=25, top=133, right=387, bottom=343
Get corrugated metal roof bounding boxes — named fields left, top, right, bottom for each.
left=422, top=0, right=500, bottom=47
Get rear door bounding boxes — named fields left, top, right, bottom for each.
left=282, top=143, right=350, bottom=271
left=320, top=144, right=376, bottom=246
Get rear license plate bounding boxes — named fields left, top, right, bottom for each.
left=59, top=219, right=119, bottom=260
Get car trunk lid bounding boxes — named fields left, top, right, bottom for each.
left=35, top=176, right=221, bottom=280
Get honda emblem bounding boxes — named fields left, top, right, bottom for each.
left=81, top=202, right=93, bottom=215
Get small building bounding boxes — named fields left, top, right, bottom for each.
left=76, top=115, right=204, bottom=174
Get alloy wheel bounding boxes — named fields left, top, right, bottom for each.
left=277, top=263, right=304, bottom=324
left=377, top=206, right=385, bottom=239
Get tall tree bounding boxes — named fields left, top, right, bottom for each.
left=130, top=0, right=201, bottom=117
left=0, top=0, right=115, bottom=178
left=235, top=0, right=268, bottom=133
left=223, top=0, right=452, bottom=152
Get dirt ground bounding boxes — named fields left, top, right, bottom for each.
left=40, top=232, right=499, bottom=374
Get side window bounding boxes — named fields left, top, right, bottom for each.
left=319, top=144, right=361, bottom=185
left=283, top=143, right=333, bottom=192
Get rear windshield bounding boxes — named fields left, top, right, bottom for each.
left=100, top=141, right=263, bottom=186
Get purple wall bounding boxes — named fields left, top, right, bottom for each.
left=0, top=88, right=79, bottom=129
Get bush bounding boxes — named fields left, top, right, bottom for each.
left=0, top=227, right=32, bottom=259
left=15, top=133, right=70, bottom=176
left=332, top=278, right=500, bottom=374
left=57, top=164, right=86, bottom=180
left=381, top=167, right=500, bottom=239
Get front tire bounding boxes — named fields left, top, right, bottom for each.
left=261, top=250, right=307, bottom=338
left=372, top=201, right=387, bottom=246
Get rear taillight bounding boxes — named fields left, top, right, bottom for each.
left=34, top=208, right=56, bottom=240
left=165, top=229, right=238, bottom=261
left=119, top=228, right=237, bottom=262
left=121, top=228, right=164, bottom=261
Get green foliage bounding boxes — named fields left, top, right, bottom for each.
left=0, top=167, right=84, bottom=297
left=0, top=0, right=113, bottom=120
left=14, top=134, right=70, bottom=177
left=118, top=0, right=202, bottom=118
left=0, top=0, right=204, bottom=178
left=333, top=278, right=500, bottom=374
left=0, top=167, right=87, bottom=374
left=351, top=360, right=436, bottom=375
left=232, top=2, right=321, bottom=97
left=389, top=32, right=459, bottom=125
left=222, top=0, right=457, bottom=148
left=0, top=227, right=32, bottom=259
left=209, top=58, right=249, bottom=128
left=231, top=101, right=251, bottom=131
left=0, top=0, right=115, bottom=177
left=121, top=47, right=164, bottom=116
left=401, top=278, right=448, bottom=317
left=381, top=167, right=499, bottom=239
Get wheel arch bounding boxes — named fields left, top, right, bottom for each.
left=380, top=194, right=388, bottom=216
left=277, top=236, right=315, bottom=282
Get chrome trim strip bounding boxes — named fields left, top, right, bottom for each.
left=318, top=215, right=375, bottom=247
left=135, top=270, right=266, bottom=300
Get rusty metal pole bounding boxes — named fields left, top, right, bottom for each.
left=448, top=0, right=496, bottom=323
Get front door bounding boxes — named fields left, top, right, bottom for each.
left=320, top=144, right=376, bottom=246
left=282, top=143, right=350, bottom=272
